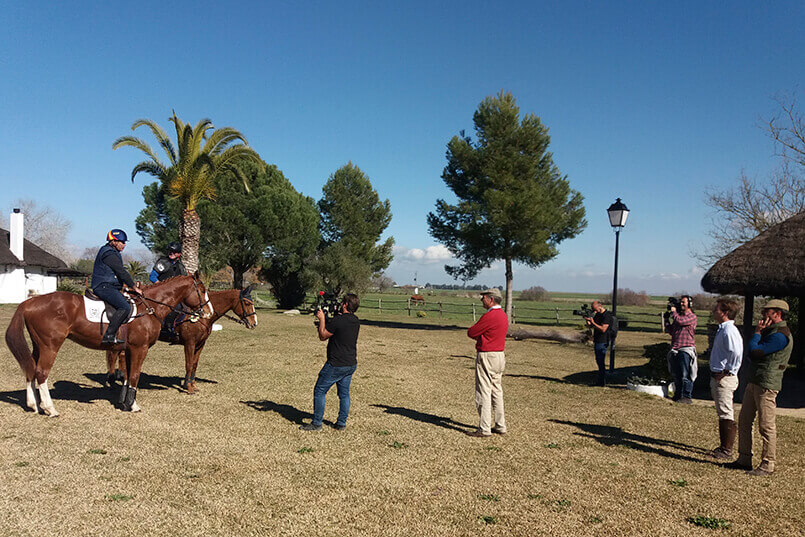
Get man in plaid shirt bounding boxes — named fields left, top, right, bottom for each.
left=665, top=296, right=698, bottom=404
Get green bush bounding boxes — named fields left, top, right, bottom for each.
left=57, top=279, right=83, bottom=295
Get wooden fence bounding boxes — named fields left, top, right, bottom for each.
left=299, top=296, right=673, bottom=333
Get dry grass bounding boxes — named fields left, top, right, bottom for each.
left=0, top=305, right=802, bottom=537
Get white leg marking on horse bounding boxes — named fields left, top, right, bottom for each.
left=37, top=381, right=59, bottom=417
left=25, top=379, right=37, bottom=411
left=131, top=401, right=141, bottom=413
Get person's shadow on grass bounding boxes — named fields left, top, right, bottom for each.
left=372, top=403, right=474, bottom=433
left=241, top=399, right=312, bottom=425
left=549, top=419, right=709, bottom=463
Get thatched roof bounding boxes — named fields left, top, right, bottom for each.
left=0, top=227, right=71, bottom=272
left=701, top=211, right=805, bottom=296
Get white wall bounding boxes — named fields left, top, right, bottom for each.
left=0, top=266, right=59, bottom=303
left=0, top=266, right=26, bottom=303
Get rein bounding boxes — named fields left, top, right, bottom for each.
left=132, top=278, right=212, bottom=320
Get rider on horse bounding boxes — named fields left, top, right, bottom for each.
left=149, top=241, right=188, bottom=343
left=91, top=229, right=143, bottom=345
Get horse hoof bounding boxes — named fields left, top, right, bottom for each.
left=42, top=407, right=59, bottom=418
left=130, top=402, right=141, bottom=413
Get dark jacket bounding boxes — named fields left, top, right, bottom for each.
left=91, top=244, right=136, bottom=290
left=150, top=256, right=188, bottom=282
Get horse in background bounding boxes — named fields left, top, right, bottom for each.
left=5, top=274, right=213, bottom=416
left=410, top=294, right=426, bottom=306
left=106, top=286, right=257, bottom=394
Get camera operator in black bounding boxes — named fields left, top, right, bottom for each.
left=300, top=293, right=361, bottom=432
left=585, top=300, right=613, bottom=386
left=149, top=242, right=188, bottom=343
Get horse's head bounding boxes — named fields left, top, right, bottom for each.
left=184, top=272, right=214, bottom=319
left=235, top=285, right=258, bottom=328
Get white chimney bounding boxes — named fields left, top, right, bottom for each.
left=10, top=208, right=24, bottom=261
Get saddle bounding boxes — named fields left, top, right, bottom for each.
left=83, top=289, right=138, bottom=324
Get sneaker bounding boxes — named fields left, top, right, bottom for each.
left=299, top=423, right=322, bottom=431
left=465, top=430, right=492, bottom=438
left=709, top=447, right=732, bottom=460
left=491, top=427, right=507, bottom=435
left=677, top=398, right=693, bottom=405
left=332, top=424, right=346, bottom=431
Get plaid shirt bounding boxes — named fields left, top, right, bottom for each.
left=668, top=310, right=697, bottom=350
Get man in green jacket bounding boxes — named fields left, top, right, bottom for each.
left=727, top=299, right=793, bottom=476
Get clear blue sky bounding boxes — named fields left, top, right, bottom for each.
left=1, top=1, right=802, bottom=294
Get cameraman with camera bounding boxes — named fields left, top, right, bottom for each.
left=300, top=293, right=360, bottom=432
left=584, top=301, right=613, bottom=387
left=665, top=296, right=698, bottom=404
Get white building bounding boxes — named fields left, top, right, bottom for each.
left=0, top=209, right=74, bottom=304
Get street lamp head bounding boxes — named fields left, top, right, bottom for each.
left=607, top=198, right=629, bottom=228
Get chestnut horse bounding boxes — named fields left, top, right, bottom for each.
left=411, top=294, right=426, bottom=306
left=106, top=286, right=257, bottom=394
left=4, top=274, right=213, bottom=416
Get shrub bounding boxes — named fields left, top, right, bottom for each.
left=604, top=288, right=650, bottom=307
left=519, top=286, right=548, bottom=301
left=57, top=279, right=83, bottom=295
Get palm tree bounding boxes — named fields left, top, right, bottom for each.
left=124, top=260, right=148, bottom=282
left=113, top=111, right=260, bottom=272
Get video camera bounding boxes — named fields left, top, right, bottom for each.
left=572, top=304, right=595, bottom=318
left=311, top=291, right=342, bottom=325
left=664, top=296, right=691, bottom=321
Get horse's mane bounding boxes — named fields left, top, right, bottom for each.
left=141, top=275, right=193, bottom=295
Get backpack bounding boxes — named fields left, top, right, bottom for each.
left=607, top=315, right=618, bottom=341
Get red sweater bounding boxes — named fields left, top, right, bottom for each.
left=467, top=307, right=509, bottom=351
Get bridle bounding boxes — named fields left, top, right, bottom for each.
left=134, top=277, right=213, bottom=321
left=224, top=293, right=256, bottom=328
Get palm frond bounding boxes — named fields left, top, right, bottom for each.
left=131, top=160, right=168, bottom=182
left=202, top=127, right=248, bottom=156
left=130, top=118, right=177, bottom=163
left=191, top=118, right=214, bottom=149
left=112, top=136, right=165, bottom=165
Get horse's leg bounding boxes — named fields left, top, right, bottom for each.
left=182, top=338, right=195, bottom=394
left=120, top=345, right=146, bottom=412
left=24, top=379, right=37, bottom=412
left=190, top=340, right=207, bottom=393
left=105, top=350, right=119, bottom=387
left=33, top=344, right=63, bottom=418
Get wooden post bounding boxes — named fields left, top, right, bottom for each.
left=660, top=313, right=665, bottom=333
left=555, top=307, right=560, bottom=325
left=439, top=302, right=443, bottom=318
left=378, top=298, right=382, bottom=315
left=472, top=303, right=476, bottom=322
left=512, top=304, right=516, bottom=324
left=407, top=297, right=411, bottom=316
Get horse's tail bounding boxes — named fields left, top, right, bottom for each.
left=5, top=304, right=35, bottom=381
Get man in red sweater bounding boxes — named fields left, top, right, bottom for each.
left=466, top=288, right=509, bottom=437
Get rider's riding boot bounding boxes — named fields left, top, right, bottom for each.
left=102, top=309, right=128, bottom=345
left=160, top=309, right=181, bottom=344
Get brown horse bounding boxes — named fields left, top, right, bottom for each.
left=411, top=294, right=426, bottom=306
left=106, top=286, right=257, bottom=394
left=4, top=274, right=213, bottom=416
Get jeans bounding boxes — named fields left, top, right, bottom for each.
left=93, top=284, right=131, bottom=314
left=675, top=350, right=694, bottom=399
left=312, top=362, right=357, bottom=427
left=594, top=343, right=608, bottom=383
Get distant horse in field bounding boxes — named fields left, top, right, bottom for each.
left=106, top=286, right=257, bottom=394
left=4, top=274, right=213, bottom=416
left=410, top=294, right=426, bottom=306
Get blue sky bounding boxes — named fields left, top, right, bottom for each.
left=1, top=1, right=802, bottom=294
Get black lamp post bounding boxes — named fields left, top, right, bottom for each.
left=607, top=198, right=629, bottom=371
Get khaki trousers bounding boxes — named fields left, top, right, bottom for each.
left=737, top=382, right=779, bottom=470
left=709, top=374, right=739, bottom=420
left=475, top=351, right=506, bottom=434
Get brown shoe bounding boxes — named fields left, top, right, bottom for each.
left=491, top=428, right=507, bottom=435
left=747, top=462, right=773, bottom=477
left=465, top=430, right=492, bottom=438
left=677, top=398, right=693, bottom=405
left=723, top=460, right=752, bottom=470
left=709, top=447, right=732, bottom=460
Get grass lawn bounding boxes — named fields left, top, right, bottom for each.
left=0, top=303, right=802, bottom=536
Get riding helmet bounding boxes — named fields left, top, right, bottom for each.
left=107, top=229, right=128, bottom=243
left=167, top=241, right=182, bottom=254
